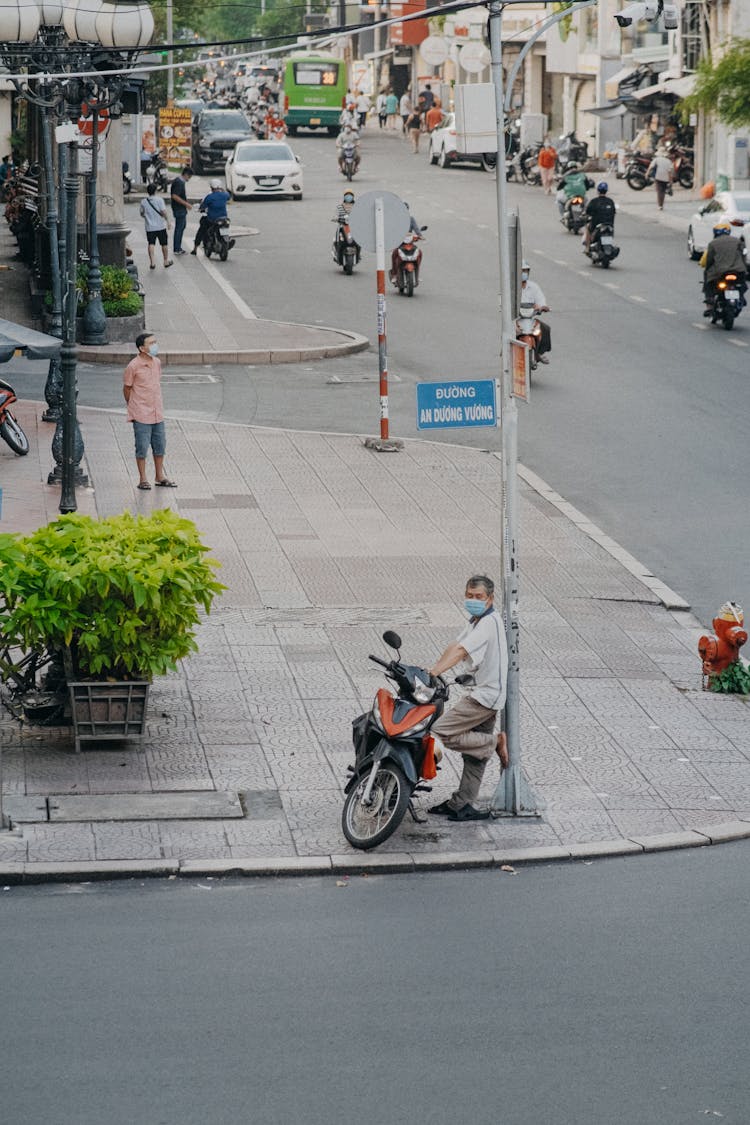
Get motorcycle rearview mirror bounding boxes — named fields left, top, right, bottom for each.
left=420, top=225, right=428, bottom=231
left=454, top=673, right=474, bottom=686
left=382, top=630, right=402, bottom=651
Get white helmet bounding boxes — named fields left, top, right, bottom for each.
left=210, top=178, right=222, bottom=190
left=521, top=259, right=530, bottom=270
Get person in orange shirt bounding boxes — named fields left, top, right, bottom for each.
left=538, top=138, right=558, bottom=194
left=425, top=99, right=443, bottom=133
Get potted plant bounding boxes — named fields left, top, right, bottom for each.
left=0, top=510, right=224, bottom=751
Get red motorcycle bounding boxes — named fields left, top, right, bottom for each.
left=390, top=229, right=427, bottom=297
left=0, top=378, right=29, bottom=455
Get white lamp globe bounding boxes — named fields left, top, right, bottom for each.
left=63, top=0, right=105, bottom=43
left=96, top=2, right=155, bottom=49
left=0, top=0, right=41, bottom=43
left=38, top=0, right=65, bottom=27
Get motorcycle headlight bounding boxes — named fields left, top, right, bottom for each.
left=412, top=677, right=435, bottom=704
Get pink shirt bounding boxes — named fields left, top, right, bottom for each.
left=123, top=353, right=164, bottom=424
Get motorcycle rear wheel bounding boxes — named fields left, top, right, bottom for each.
left=342, top=762, right=411, bottom=849
left=406, top=273, right=415, bottom=297
left=219, top=243, right=229, bottom=261
left=723, top=310, right=735, bottom=331
left=0, top=413, right=29, bottom=455
left=679, top=166, right=694, bottom=190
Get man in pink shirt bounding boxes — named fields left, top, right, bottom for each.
left=122, top=332, right=177, bottom=490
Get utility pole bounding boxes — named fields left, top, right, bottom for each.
left=167, top=0, right=174, bottom=101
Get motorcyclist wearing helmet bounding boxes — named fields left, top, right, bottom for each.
left=389, top=202, right=424, bottom=280
left=700, top=220, right=747, bottom=312
left=333, top=190, right=360, bottom=262
left=556, top=164, right=594, bottom=218
left=518, top=260, right=552, bottom=364
left=191, top=178, right=232, bottom=254
left=583, top=181, right=616, bottom=251
left=336, top=124, right=361, bottom=173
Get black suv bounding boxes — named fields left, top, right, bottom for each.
left=192, top=109, right=253, bottom=173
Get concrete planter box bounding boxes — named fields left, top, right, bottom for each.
left=69, top=681, right=150, bottom=753
left=42, top=307, right=145, bottom=345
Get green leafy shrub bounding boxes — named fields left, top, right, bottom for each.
left=0, top=511, right=224, bottom=681
left=103, top=292, right=143, bottom=317
left=709, top=660, right=750, bottom=695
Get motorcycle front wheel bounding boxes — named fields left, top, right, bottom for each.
left=405, top=272, right=415, bottom=297
left=342, top=762, right=411, bottom=849
left=679, top=166, right=694, bottom=190
left=0, top=413, right=29, bottom=455
left=343, top=255, right=354, bottom=275
left=626, top=168, right=647, bottom=191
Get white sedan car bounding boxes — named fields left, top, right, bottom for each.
left=225, top=140, right=303, bottom=201
left=687, top=191, right=750, bottom=259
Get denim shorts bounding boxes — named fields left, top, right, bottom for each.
left=132, top=420, right=166, bottom=458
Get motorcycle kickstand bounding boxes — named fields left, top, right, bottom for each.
left=407, top=799, right=428, bottom=824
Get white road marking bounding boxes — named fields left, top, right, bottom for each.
left=198, top=254, right=257, bottom=319
left=658, top=308, right=677, bottom=315
left=629, top=294, right=646, bottom=303
left=691, top=322, right=709, bottom=330
left=729, top=338, right=748, bottom=347
left=476, top=223, right=490, bottom=230
left=532, top=249, right=545, bottom=256
left=603, top=282, right=619, bottom=289
left=553, top=258, right=567, bottom=266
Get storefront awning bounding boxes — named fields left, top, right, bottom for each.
left=661, top=74, right=697, bottom=99
left=605, top=66, right=637, bottom=101
left=585, top=103, right=630, bottom=119
left=0, top=319, right=62, bottom=364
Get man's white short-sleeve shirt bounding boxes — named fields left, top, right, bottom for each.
left=456, top=609, right=508, bottom=711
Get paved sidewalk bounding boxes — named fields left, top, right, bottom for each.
left=1, top=400, right=749, bottom=883
left=0, top=218, right=368, bottom=367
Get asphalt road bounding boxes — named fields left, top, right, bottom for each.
left=1, top=845, right=748, bottom=1124
left=8, top=129, right=749, bottom=624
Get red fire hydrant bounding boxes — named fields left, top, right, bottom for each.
left=698, top=602, right=748, bottom=686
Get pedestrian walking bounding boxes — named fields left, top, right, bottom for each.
left=139, top=184, right=173, bottom=270
left=424, top=98, right=443, bottom=133
left=122, top=332, right=177, bottom=490
left=376, top=90, right=387, bottom=129
left=538, top=137, right=557, bottom=194
left=646, top=146, right=674, bottom=210
left=405, top=107, right=422, bottom=153
left=170, top=165, right=193, bottom=255
left=385, top=90, right=399, bottom=130
left=355, top=90, right=371, bottom=129
left=427, top=575, right=509, bottom=821
left=399, top=90, right=410, bottom=133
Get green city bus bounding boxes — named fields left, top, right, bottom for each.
left=282, top=54, right=347, bottom=135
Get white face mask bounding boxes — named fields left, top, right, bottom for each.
left=148, top=343, right=159, bottom=357
left=521, top=271, right=529, bottom=282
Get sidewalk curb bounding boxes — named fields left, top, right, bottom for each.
left=77, top=324, right=370, bottom=366
left=515, top=461, right=691, bottom=612
left=3, top=822, right=748, bottom=886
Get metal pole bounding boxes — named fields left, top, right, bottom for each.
left=167, top=0, right=174, bottom=101
left=488, top=0, right=538, bottom=816
left=375, top=196, right=389, bottom=442
left=81, top=106, right=108, bottom=345
left=59, top=138, right=80, bottom=514
left=40, top=103, right=63, bottom=423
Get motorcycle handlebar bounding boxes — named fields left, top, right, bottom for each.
left=368, top=654, right=391, bottom=669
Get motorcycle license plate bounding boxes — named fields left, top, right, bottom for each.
left=726, top=289, right=739, bottom=299
left=310, top=118, right=321, bottom=125
left=600, top=235, right=614, bottom=245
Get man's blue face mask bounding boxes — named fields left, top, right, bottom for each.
left=465, top=598, right=488, bottom=618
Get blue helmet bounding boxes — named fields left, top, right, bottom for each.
left=597, top=181, right=608, bottom=193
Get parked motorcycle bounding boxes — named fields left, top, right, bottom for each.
left=515, top=299, right=544, bottom=371
left=562, top=194, right=587, bottom=233
left=391, top=229, right=426, bottom=297
left=122, top=160, right=132, bottom=195
left=0, top=378, right=30, bottom=455
left=556, top=130, right=589, bottom=173
left=625, top=153, right=653, bottom=191
left=519, top=143, right=542, bottom=185
left=706, top=270, right=744, bottom=331
left=586, top=222, right=620, bottom=269
left=671, top=146, right=694, bottom=189
left=342, top=630, right=469, bottom=850
left=203, top=217, right=234, bottom=261
left=340, top=142, right=358, bottom=181
left=145, top=149, right=169, bottom=193
left=332, top=219, right=359, bottom=275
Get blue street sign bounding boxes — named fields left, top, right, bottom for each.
left=416, top=379, right=497, bottom=430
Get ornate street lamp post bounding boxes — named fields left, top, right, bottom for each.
left=0, top=0, right=154, bottom=512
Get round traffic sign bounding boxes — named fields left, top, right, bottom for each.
left=348, top=190, right=411, bottom=253
left=420, top=35, right=449, bottom=66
